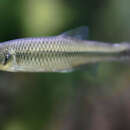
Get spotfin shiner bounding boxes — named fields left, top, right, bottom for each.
left=0, top=26, right=129, bottom=72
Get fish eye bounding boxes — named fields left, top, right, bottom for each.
left=3, top=54, right=11, bottom=65
left=0, top=53, right=11, bottom=66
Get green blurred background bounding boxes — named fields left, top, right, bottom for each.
left=0, top=0, right=130, bottom=130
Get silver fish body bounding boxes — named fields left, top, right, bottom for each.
left=0, top=26, right=130, bottom=72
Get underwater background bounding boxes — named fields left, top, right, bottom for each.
left=0, top=0, right=130, bottom=130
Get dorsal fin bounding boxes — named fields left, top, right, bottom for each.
left=60, top=26, right=89, bottom=40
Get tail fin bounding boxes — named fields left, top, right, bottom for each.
left=113, top=42, right=130, bottom=53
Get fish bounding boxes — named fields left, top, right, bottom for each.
left=0, top=26, right=130, bottom=72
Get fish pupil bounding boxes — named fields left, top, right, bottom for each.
left=3, top=54, right=11, bottom=65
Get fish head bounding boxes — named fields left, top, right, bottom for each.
left=0, top=45, right=14, bottom=71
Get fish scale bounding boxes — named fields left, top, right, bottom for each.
left=14, top=40, right=68, bottom=71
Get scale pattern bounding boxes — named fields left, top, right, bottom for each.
left=6, top=37, right=88, bottom=72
